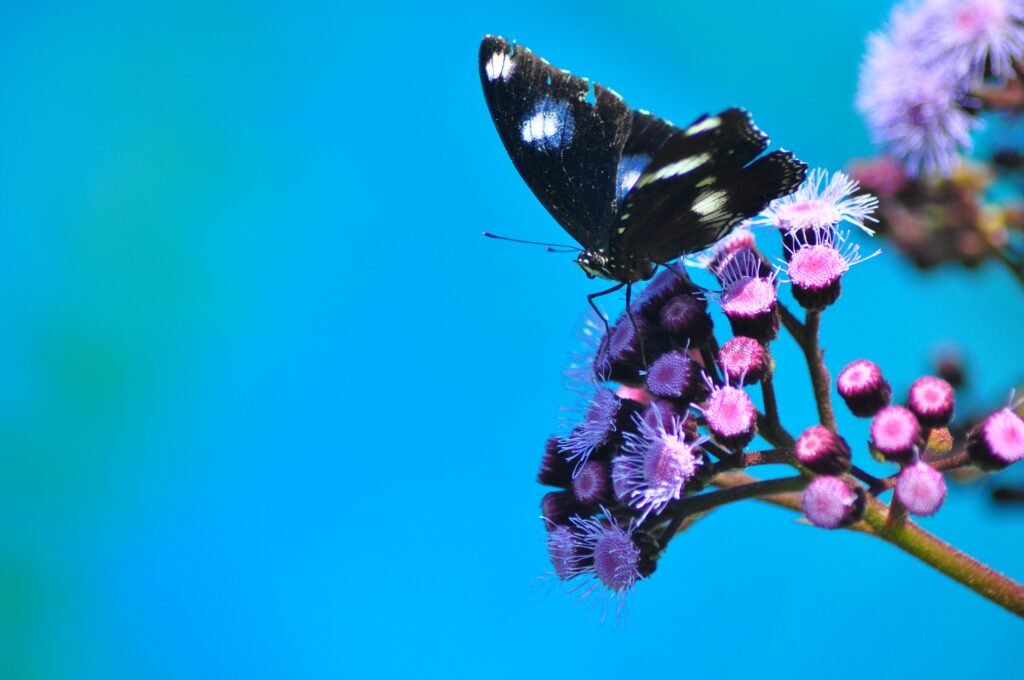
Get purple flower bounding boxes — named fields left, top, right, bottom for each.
left=633, top=267, right=700, bottom=321
left=871, top=405, right=923, bottom=463
left=923, top=0, right=1024, bottom=82
left=967, top=406, right=1024, bottom=469
left=658, top=294, right=713, bottom=346
left=896, top=460, right=948, bottom=516
left=547, top=525, right=580, bottom=581
left=538, top=435, right=574, bottom=488
left=802, top=476, right=865, bottom=529
left=699, top=380, right=757, bottom=450
left=857, top=32, right=977, bottom=176
left=567, top=511, right=649, bottom=621
left=560, top=387, right=622, bottom=472
left=686, top=224, right=758, bottom=272
left=613, top=405, right=706, bottom=521
left=907, top=375, right=956, bottom=428
left=572, top=460, right=613, bottom=506
left=794, top=425, right=853, bottom=475
left=593, top=313, right=651, bottom=384
left=837, top=359, right=893, bottom=417
left=718, top=336, right=767, bottom=386
left=541, top=491, right=586, bottom=527
left=759, top=169, right=879, bottom=235
left=714, top=247, right=781, bottom=342
left=644, top=350, right=701, bottom=401
left=782, top=226, right=880, bottom=310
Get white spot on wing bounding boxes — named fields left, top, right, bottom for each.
left=692, top=190, right=729, bottom=217
left=485, top=52, right=514, bottom=81
left=520, top=98, right=574, bottom=150
left=615, top=155, right=651, bottom=201
left=635, top=152, right=710, bottom=188
left=685, top=116, right=721, bottom=136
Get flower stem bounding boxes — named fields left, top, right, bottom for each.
left=800, top=309, right=837, bottom=431
left=759, top=355, right=795, bottom=447
left=707, top=474, right=1024, bottom=616
left=861, top=498, right=1024, bottom=617
left=658, top=474, right=807, bottom=546
left=778, top=301, right=806, bottom=344
left=875, top=452, right=972, bottom=492
left=668, top=475, right=808, bottom=522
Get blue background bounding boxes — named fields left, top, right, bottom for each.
left=1, top=1, right=1022, bottom=678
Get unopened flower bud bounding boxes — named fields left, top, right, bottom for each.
left=802, top=476, right=865, bottom=529
left=908, top=376, right=955, bottom=428
left=719, top=336, right=767, bottom=385
left=794, top=425, right=852, bottom=474
left=870, top=406, right=922, bottom=463
left=967, top=408, right=1024, bottom=471
left=645, top=350, right=702, bottom=402
left=895, top=461, right=947, bottom=516
left=837, top=359, right=892, bottom=417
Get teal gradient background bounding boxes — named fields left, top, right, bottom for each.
left=1, top=1, right=1022, bottom=678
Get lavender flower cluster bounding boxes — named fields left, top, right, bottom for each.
left=536, top=170, right=1024, bottom=618
left=857, top=0, right=1024, bottom=177
left=852, top=0, right=1024, bottom=285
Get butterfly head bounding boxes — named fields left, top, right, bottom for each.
left=576, top=249, right=656, bottom=283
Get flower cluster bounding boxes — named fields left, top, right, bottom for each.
left=856, top=0, right=1024, bottom=177
left=535, top=168, right=1024, bottom=618
left=852, top=1, right=1024, bottom=278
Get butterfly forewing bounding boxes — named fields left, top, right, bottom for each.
left=479, top=36, right=632, bottom=251
left=479, top=35, right=808, bottom=284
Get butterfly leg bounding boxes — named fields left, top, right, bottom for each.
left=586, top=282, right=626, bottom=337
left=623, top=283, right=647, bottom=368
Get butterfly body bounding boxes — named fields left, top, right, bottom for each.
left=576, top=248, right=655, bottom=283
left=479, top=35, right=808, bottom=287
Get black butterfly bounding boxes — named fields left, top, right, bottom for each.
left=479, top=35, right=807, bottom=312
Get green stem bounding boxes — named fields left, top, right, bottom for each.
left=708, top=473, right=1024, bottom=616
left=862, top=498, right=1024, bottom=617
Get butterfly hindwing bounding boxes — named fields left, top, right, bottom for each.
left=615, top=109, right=807, bottom=262
left=479, top=36, right=632, bottom=251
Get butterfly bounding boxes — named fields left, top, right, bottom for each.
left=479, top=35, right=807, bottom=313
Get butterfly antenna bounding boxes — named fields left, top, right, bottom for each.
left=483, top=232, right=582, bottom=252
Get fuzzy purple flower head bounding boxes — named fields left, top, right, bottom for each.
left=802, top=476, right=865, bottom=529
left=857, top=30, right=977, bottom=176
left=613, top=405, right=707, bottom=521
left=896, top=460, right=948, bottom=516
left=561, top=511, right=654, bottom=622
left=920, top=0, right=1024, bottom=81
left=714, top=247, right=781, bottom=342
left=782, top=225, right=880, bottom=310
left=560, top=387, right=623, bottom=472
left=699, top=378, right=757, bottom=451
left=759, top=169, right=879, bottom=235
left=967, top=405, right=1024, bottom=469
